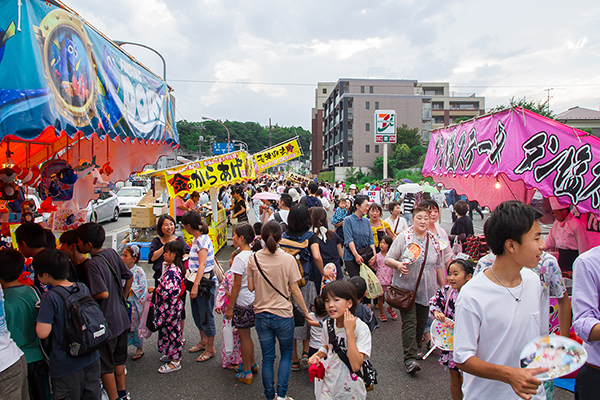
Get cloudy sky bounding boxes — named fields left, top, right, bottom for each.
left=65, top=0, right=600, bottom=130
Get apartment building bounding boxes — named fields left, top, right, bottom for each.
left=310, top=79, right=486, bottom=175
left=418, top=82, right=485, bottom=129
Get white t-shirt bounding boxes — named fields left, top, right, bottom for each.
left=268, top=209, right=289, bottom=224
left=0, top=286, right=23, bottom=373
left=229, top=250, right=255, bottom=307
left=319, top=318, right=371, bottom=399
left=454, top=268, right=546, bottom=400
left=320, top=197, right=331, bottom=211
left=308, top=312, right=324, bottom=350
left=385, top=216, right=408, bottom=235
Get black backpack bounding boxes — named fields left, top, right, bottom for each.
left=53, top=283, right=111, bottom=357
left=273, top=211, right=289, bottom=233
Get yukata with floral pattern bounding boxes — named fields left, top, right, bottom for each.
left=429, top=285, right=458, bottom=370
left=216, top=269, right=242, bottom=368
left=127, top=264, right=147, bottom=349
left=154, top=263, right=184, bottom=360
left=374, top=252, right=393, bottom=291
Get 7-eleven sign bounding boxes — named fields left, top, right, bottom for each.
left=374, top=111, right=397, bottom=143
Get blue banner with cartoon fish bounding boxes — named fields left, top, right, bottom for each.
left=0, top=0, right=178, bottom=146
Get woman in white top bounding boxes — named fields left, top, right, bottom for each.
left=226, top=223, right=258, bottom=384
left=385, top=200, right=408, bottom=235
left=182, top=211, right=217, bottom=363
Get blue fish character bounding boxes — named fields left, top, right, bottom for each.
left=0, top=21, right=16, bottom=65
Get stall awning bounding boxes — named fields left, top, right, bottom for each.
left=423, top=107, right=600, bottom=215
left=0, top=0, right=178, bottom=205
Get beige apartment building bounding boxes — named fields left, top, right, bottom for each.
left=310, top=79, right=485, bottom=175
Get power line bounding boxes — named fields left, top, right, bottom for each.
left=167, top=78, right=600, bottom=89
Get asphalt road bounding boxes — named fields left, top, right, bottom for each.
left=115, top=208, right=571, bottom=400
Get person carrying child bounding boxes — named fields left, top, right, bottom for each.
left=215, top=249, right=242, bottom=370
left=429, top=256, right=474, bottom=400
left=308, top=280, right=372, bottom=399
left=373, top=235, right=396, bottom=323
left=154, top=240, right=186, bottom=373
left=121, top=245, right=147, bottom=361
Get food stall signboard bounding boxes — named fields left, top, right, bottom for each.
left=164, top=151, right=254, bottom=197
left=253, top=139, right=302, bottom=172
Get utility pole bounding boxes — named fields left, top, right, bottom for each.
left=269, top=118, right=272, bottom=147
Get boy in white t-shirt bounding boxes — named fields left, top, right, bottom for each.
left=454, top=201, right=548, bottom=400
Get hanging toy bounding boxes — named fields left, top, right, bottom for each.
left=0, top=165, right=21, bottom=200
left=99, top=161, right=113, bottom=176
left=18, top=166, right=41, bottom=187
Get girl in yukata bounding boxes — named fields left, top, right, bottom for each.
left=122, top=245, right=147, bottom=361
left=215, top=249, right=243, bottom=370
left=429, top=256, right=474, bottom=400
left=155, top=240, right=186, bottom=373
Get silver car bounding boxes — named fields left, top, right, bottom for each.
left=116, top=186, right=147, bottom=214
left=87, top=191, right=120, bottom=223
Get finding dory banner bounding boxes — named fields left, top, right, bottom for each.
left=0, top=0, right=178, bottom=146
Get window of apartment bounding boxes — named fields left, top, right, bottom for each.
left=365, top=144, right=370, bottom=153
left=365, top=123, right=370, bottom=132
left=369, top=86, right=374, bottom=93
left=365, top=101, right=370, bottom=110
left=322, top=88, right=327, bottom=94
left=432, top=102, right=444, bottom=110
left=361, top=86, right=365, bottom=93
left=433, top=116, right=445, bottom=124
left=375, top=145, right=379, bottom=153
left=375, top=101, right=379, bottom=110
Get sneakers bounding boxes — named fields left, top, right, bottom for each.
left=405, top=360, right=421, bottom=374
left=277, top=396, right=294, bottom=400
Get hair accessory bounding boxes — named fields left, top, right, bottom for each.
left=127, top=244, right=140, bottom=259
left=452, top=252, right=470, bottom=261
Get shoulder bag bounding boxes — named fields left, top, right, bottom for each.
left=384, top=235, right=429, bottom=312
left=253, top=253, right=305, bottom=327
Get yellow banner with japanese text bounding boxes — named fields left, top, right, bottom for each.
left=286, top=171, right=311, bottom=185
left=164, top=151, right=255, bottom=197
left=253, top=139, right=302, bottom=172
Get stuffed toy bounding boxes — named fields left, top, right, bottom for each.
left=0, top=166, right=21, bottom=200
left=18, top=166, right=41, bottom=187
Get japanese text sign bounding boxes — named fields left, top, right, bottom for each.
left=164, top=151, right=254, bottom=197
left=286, top=172, right=311, bottom=185
left=423, top=107, right=600, bottom=215
left=375, top=111, right=397, bottom=143
left=253, top=139, right=302, bottom=172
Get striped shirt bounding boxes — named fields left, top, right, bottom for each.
left=188, top=234, right=215, bottom=274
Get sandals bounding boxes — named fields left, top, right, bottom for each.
left=386, top=306, right=398, bottom=320
left=379, top=313, right=388, bottom=322
left=226, top=364, right=239, bottom=370
left=291, top=361, right=300, bottom=371
left=235, top=370, right=253, bottom=384
left=132, top=352, right=144, bottom=361
left=196, top=349, right=216, bottom=362
left=159, top=355, right=171, bottom=362
left=158, top=360, right=181, bottom=374
left=301, top=351, right=309, bottom=366
left=236, top=363, right=259, bottom=374
left=188, top=342, right=207, bottom=353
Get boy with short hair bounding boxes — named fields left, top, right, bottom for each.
left=454, top=201, right=548, bottom=399
left=34, top=248, right=101, bottom=399
left=59, top=230, right=89, bottom=286
left=348, top=276, right=379, bottom=334
left=0, top=249, right=50, bottom=400
left=76, top=223, right=132, bottom=400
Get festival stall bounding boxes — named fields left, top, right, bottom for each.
left=0, top=0, right=178, bottom=227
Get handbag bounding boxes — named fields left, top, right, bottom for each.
left=384, top=235, right=429, bottom=312
left=357, top=246, right=374, bottom=265
left=146, top=290, right=160, bottom=332
left=184, top=269, right=215, bottom=293
left=253, top=253, right=306, bottom=327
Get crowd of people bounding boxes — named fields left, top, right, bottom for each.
left=0, top=176, right=599, bottom=400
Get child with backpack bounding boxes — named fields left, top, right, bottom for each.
left=121, top=245, right=147, bottom=361
left=348, top=276, right=379, bottom=335
left=0, top=249, right=50, bottom=400
left=308, top=280, right=373, bottom=399
left=155, top=241, right=186, bottom=373
left=34, top=248, right=102, bottom=399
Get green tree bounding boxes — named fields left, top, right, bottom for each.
left=395, top=124, right=422, bottom=148
left=490, top=97, right=556, bottom=119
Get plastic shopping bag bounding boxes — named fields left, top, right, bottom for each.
left=360, top=263, right=383, bottom=299
left=223, top=318, right=234, bottom=355
left=139, top=293, right=153, bottom=339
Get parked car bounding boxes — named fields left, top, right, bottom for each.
left=86, top=190, right=119, bottom=223
left=116, top=186, right=146, bottom=214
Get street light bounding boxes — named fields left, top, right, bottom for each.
left=113, top=40, right=167, bottom=81
left=201, top=117, right=230, bottom=144
left=232, top=139, right=248, bottom=152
